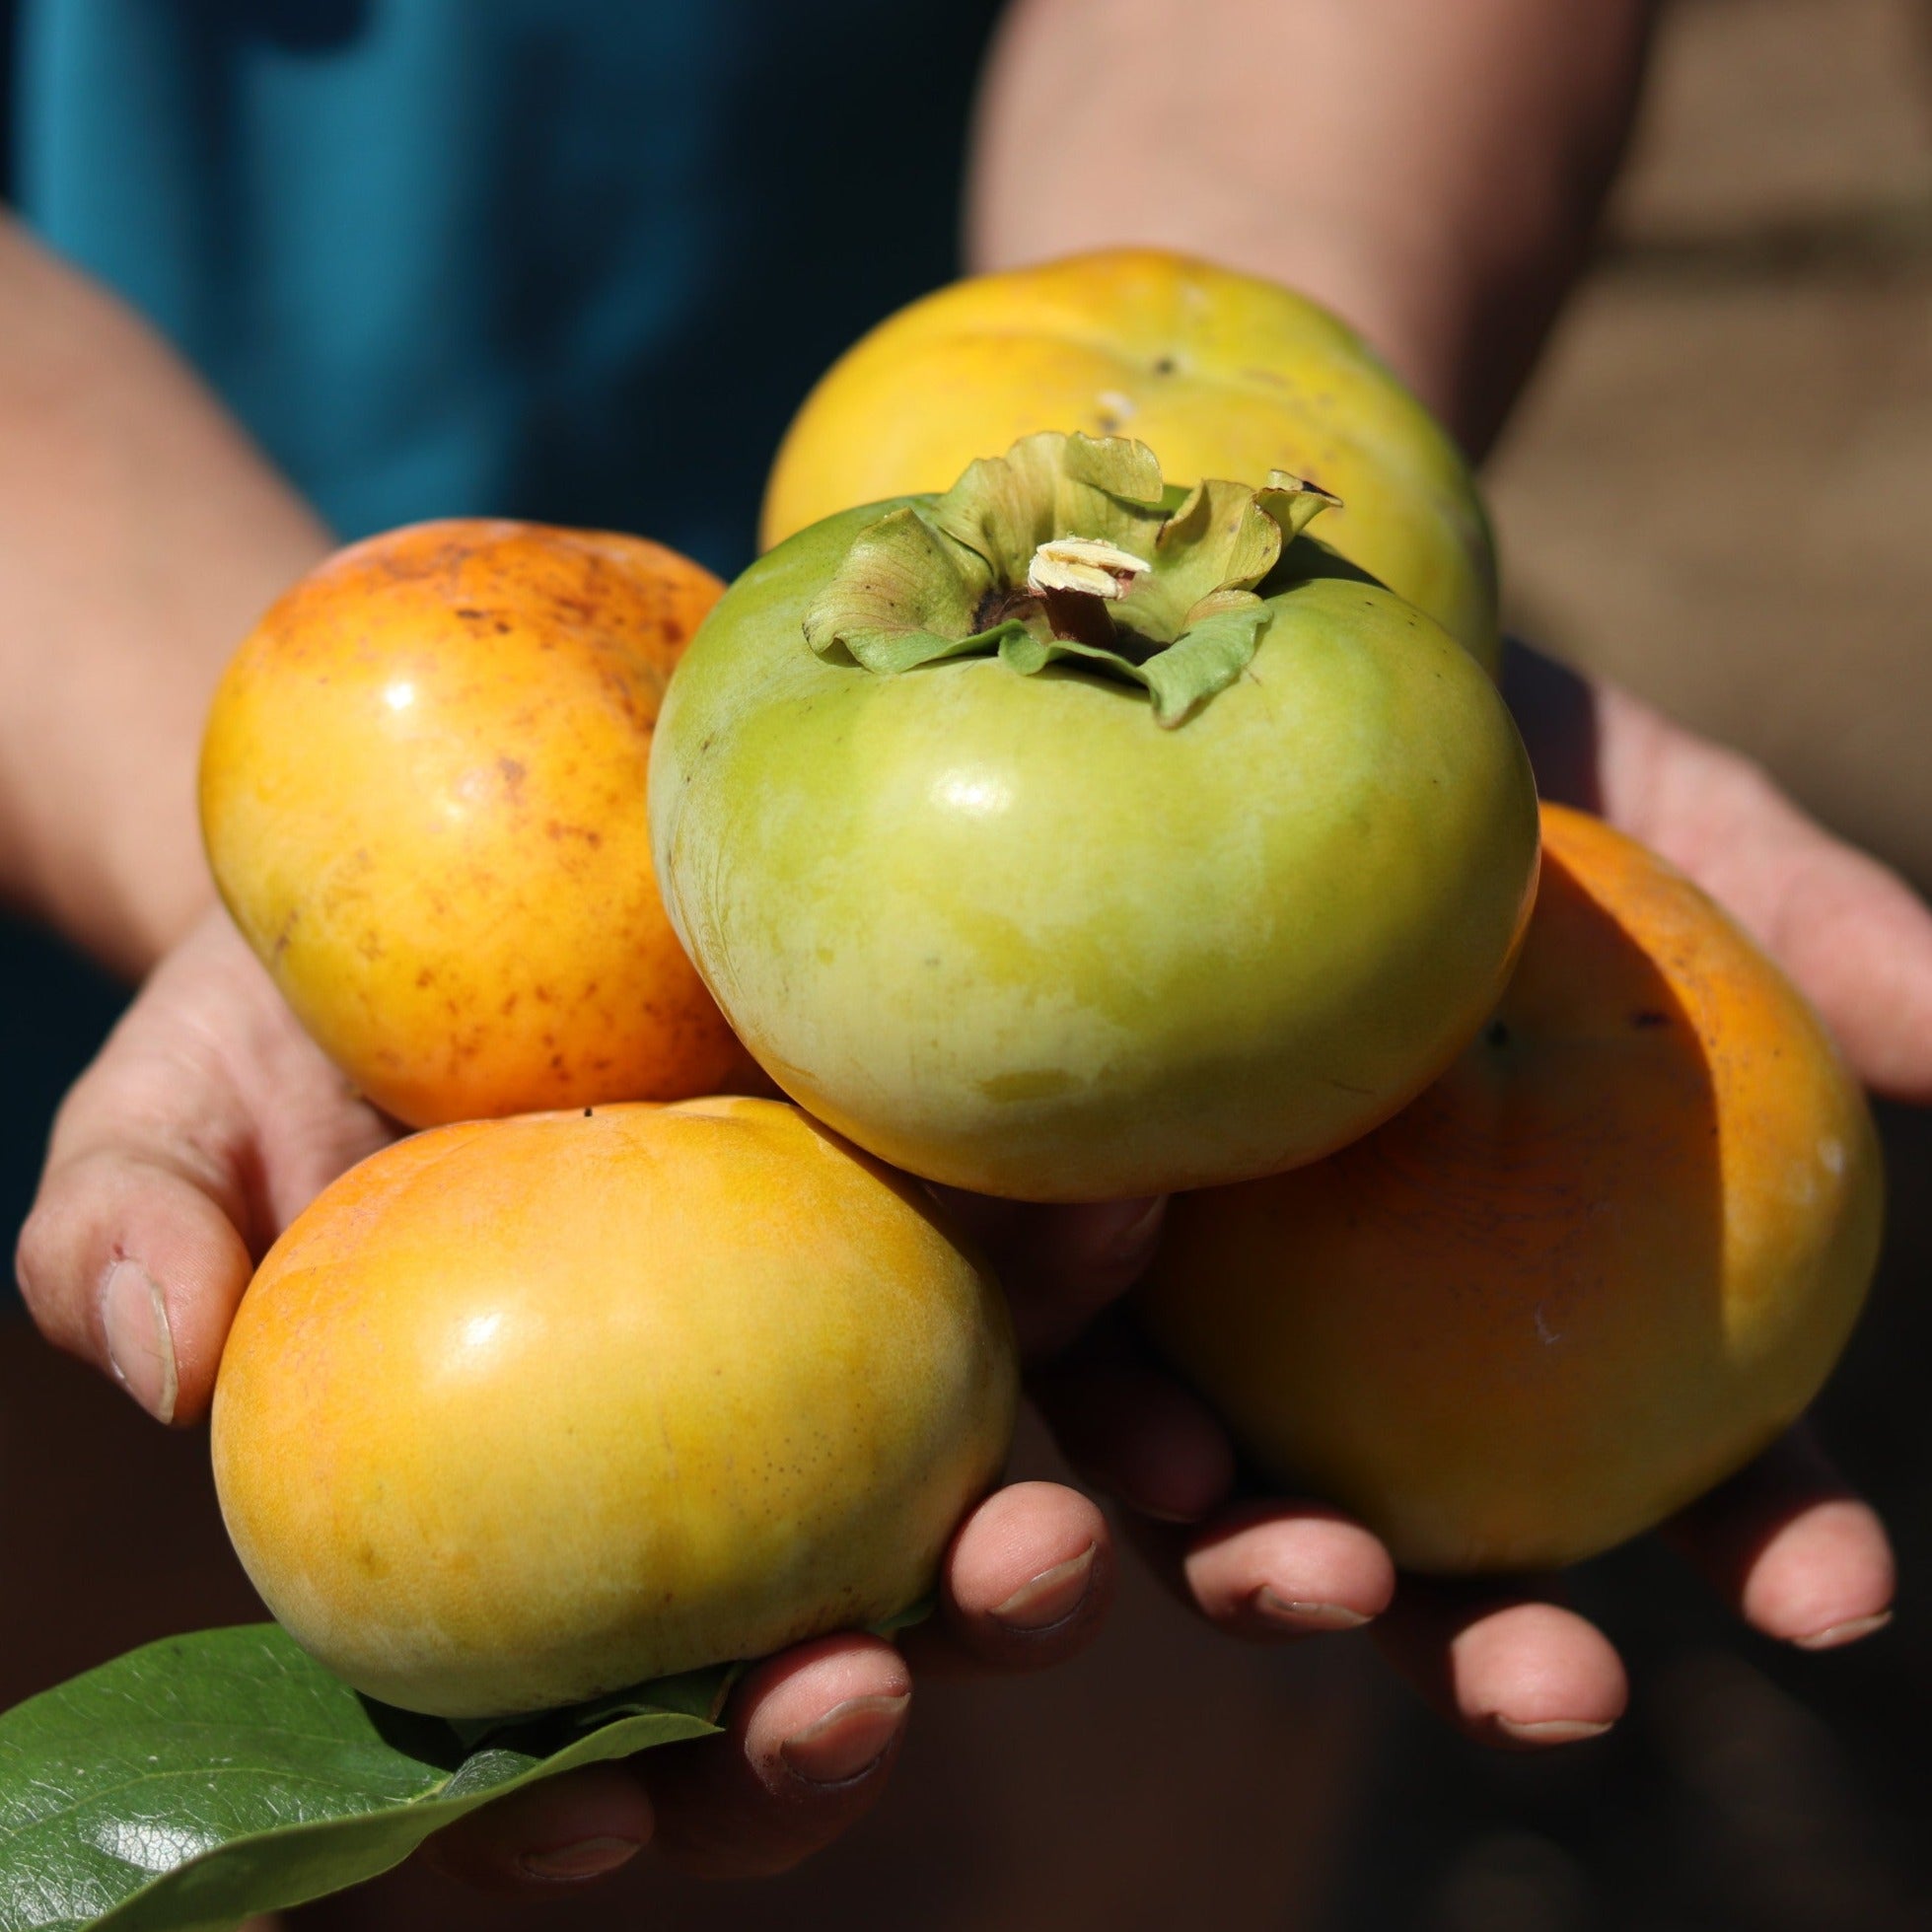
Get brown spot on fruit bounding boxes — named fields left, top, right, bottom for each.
left=200, top=518, right=742, bottom=1126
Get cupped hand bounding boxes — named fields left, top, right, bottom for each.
left=13, top=908, right=1116, bottom=1887
left=962, top=642, right=1921, bottom=1749
left=18, top=641, right=1920, bottom=1791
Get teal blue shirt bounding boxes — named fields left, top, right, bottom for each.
left=4, top=0, right=1003, bottom=572
left=0, top=0, right=1003, bottom=1248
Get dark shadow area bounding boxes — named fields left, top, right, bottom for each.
left=1499, top=638, right=1605, bottom=816
left=192, top=0, right=372, bottom=53
left=1327, top=1099, right=1932, bottom=1931
left=0, top=1318, right=262, bottom=1708
left=352, top=1699, right=475, bottom=1780
left=1602, top=198, right=1932, bottom=285
left=1262, top=533, right=1387, bottom=600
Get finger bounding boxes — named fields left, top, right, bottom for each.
left=417, top=1763, right=652, bottom=1893
left=934, top=1190, right=1168, bottom=1359
left=1584, top=681, right=1932, bottom=1101
left=14, top=911, right=386, bottom=1424
left=16, top=1143, right=253, bottom=1426
left=17, top=939, right=266, bottom=1423
left=1667, top=1427, right=1896, bottom=1650
left=1031, top=1326, right=1392, bottom=1636
left=900, top=1478, right=1112, bottom=1678
left=1124, top=1499, right=1395, bottom=1641
left=1735, top=806, right=1932, bottom=1102
left=1032, top=1348, right=1236, bottom=1524
left=647, top=1633, right=911, bottom=1879
left=1373, top=1580, right=1627, bottom=1750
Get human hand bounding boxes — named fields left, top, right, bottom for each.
left=959, top=644, right=1919, bottom=1750
left=13, top=908, right=1115, bottom=1887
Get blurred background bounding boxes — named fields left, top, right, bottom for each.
left=4, top=0, right=1931, bottom=1925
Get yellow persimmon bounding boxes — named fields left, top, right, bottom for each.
left=212, top=1099, right=1018, bottom=1718
left=762, top=248, right=1498, bottom=670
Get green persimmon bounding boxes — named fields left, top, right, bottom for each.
left=651, top=434, right=1539, bottom=1201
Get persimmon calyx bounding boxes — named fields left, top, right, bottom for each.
left=803, top=430, right=1341, bottom=727
left=1027, top=537, right=1150, bottom=652
left=1027, top=536, right=1151, bottom=600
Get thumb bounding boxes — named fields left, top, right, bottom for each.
left=14, top=909, right=387, bottom=1424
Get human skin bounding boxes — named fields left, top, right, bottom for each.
left=0, top=215, right=334, bottom=974
left=969, top=0, right=1661, bottom=466
left=6, top=0, right=1927, bottom=1885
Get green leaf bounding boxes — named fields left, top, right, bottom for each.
left=799, top=432, right=1332, bottom=727
left=1137, top=603, right=1275, bottom=726
left=1125, top=478, right=1283, bottom=641
left=0, top=1626, right=726, bottom=1931
left=802, top=504, right=1002, bottom=673
left=930, top=432, right=1168, bottom=571
left=1258, top=471, right=1344, bottom=545
left=992, top=603, right=1272, bottom=726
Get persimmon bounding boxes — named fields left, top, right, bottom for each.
left=761, top=248, right=1499, bottom=671
left=211, top=1099, right=1018, bottom=1719
left=1137, top=805, right=1882, bottom=1573
left=653, top=434, right=1538, bottom=1201
left=199, top=520, right=751, bottom=1126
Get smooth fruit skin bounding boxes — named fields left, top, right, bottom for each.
left=761, top=248, right=1499, bottom=671
left=211, top=1098, right=1018, bottom=1719
left=200, top=520, right=751, bottom=1127
left=651, top=503, right=1539, bottom=1203
left=1138, top=805, right=1884, bottom=1574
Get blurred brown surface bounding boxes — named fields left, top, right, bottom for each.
left=1490, top=0, right=1932, bottom=890
left=7, top=3, right=1932, bottom=1928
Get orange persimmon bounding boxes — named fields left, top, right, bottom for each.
left=1138, top=804, right=1882, bottom=1573
left=212, top=1099, right=1018, bottom=1717
left=200, top=520, right=751, bottom=1126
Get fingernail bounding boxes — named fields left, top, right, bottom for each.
left=991, top=1541, right=1098, bottom=1632
left=1252, top=1587, right=1371, bottom=1634
left=1496, top=1716, right=1614, bottom=1746
left=779, top=1692, right=909, bottom=1787
left=517, top=1835, right=644, bottom=1882
left=1792, top=1609, right=1893, bottom=1651
left=102, top=1260, right=178, bottom=1424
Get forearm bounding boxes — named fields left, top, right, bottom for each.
left=0, top=214, right=331, bottom=976
left=969, top=0, right=1657, bottom=458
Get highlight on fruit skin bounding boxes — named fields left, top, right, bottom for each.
left=1137, top=804, right=1884, bottom=1575
left=198, top=518, right=753, bottom=1128
left=211, top=1098, right=1019, bottom=1719
left=761, top=246, right=1499, bottom=672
